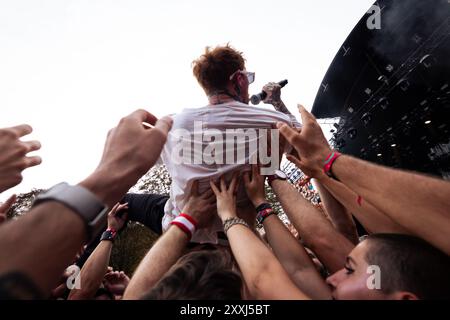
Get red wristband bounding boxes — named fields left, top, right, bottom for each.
left=323, top=151, right=342, bottom=179
left=179, top=213, right=198, bottom=228
left=170, top=213, right=198, bottom=240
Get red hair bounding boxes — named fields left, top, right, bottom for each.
left=192, top=44, right=246, bottom=95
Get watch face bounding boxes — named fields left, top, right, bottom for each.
left=275, top=170, right=287, bottom=179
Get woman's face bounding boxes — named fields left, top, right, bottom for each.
left=326, top=241, right=388, bottom=300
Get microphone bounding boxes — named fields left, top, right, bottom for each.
left=250, top=79, right=288, bottom=105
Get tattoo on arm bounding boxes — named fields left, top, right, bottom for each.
left=272, top=101, right=290, bottom=114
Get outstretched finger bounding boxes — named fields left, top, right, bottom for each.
left=24, top=156, right=42, bottom=168
left=220, top=176, right=226, bottom=192
left=109, top=203, right=120, bottom=215
left=298, top=104, right=317, bottom=124
left=243, top=172, right=251, bottom=187
left=229, top=172, right=240, bottom=194
left=116, top=203, right=128, bottom=212
left=8, top=124, right=32, bottom=138
left=209, top=180, right=220, bottom=195
left=276, top=122, right=299, bottom=145
left=251, top=164, right=259, bottom=181
left=23, top=140, right=41, bottom=153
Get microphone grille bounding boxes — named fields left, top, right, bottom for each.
left=250, top=94, right=261, bottom=105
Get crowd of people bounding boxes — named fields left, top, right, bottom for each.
left=0, top=45, right=449, bottom=300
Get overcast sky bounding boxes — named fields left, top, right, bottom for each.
left=0, top=0, right=374, bottom=201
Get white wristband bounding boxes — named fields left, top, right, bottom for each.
left=170, top=213, right=197, bottom=239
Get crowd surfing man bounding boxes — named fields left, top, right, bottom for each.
left=115, top=44, right=300, bottom=244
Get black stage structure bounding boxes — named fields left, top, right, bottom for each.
left=312, top=0, right=450, bottom=179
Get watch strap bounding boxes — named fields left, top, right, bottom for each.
left=267, top=169, right=287, bottom=185
left=100, top=228, right=117, bottom=242
left=32, top=182, right=109, bottom=240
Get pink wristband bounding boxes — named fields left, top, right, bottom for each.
left=323, top=151, right=342, bottom=179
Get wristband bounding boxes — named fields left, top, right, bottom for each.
left=223, top=217, right=249, bottom=234
left=323, top=151, right=342, bottom=180
left=256, top=207, right=275, bottom=225
left=100, top=228, right=117, bottom=242
left=170, top=213, right=198, bottom=240
left=255, top=202, right=272, bottom=213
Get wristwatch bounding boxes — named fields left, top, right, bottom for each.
left=100, top=228, right=117, bottom=242
left=267, top=169, right=288, bottom=185
left=32, top=182, right=109, bottom=241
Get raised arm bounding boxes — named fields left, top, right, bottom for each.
left=68, top=203, right=128, bottom=300
left=270, top=178, right=354, bottom=274
left=0, top=124, right=41, bottom=193
left=210, top=174, right=308, bottom=300
left=318, top=176, right=410, bottom=235
left=328, top=155, right=450, bottom=254
left=123, top=181, right=216, bottom=300
left=311, top=179, right=359, bottom=244
left=244, top=165, right=331, bottom=299
left=262, top=82, right=292, bottom=116
left=0, top=110, right=172, bottom=298
left=277, top=105, right=450, bottom=255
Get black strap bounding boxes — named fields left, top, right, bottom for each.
left=255, top=202, right=272, bottom=213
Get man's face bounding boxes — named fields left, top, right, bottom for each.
left=326, top=241, right=387, bottom=300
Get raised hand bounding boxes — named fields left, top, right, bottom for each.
left=103, top=270, right=130, bottom=296
left=0, top=125, right=41, bottom=193
left=243, top=165, right=266, bottom=207
left=209, top=172, right=240, bottom=222
left=107, top=202, right=129, bottom=231
left=80, top=109, right=173, bottom=208
left=262, top=82, right=282, bottom=105
left=277, top=105, right=331, bottom=178
left=182, top=180, right=217, bottom=229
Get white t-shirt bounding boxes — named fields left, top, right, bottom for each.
left=159, top=100, right=300, bottom=243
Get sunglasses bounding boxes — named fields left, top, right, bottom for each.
left=229, top=70, right=255, bottom=84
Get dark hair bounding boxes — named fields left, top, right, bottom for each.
left=192, top=44, right=245, bottom=95
left=365, top=234, right=450, bottom=299
left=142, top=249, right=242, bottom=300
